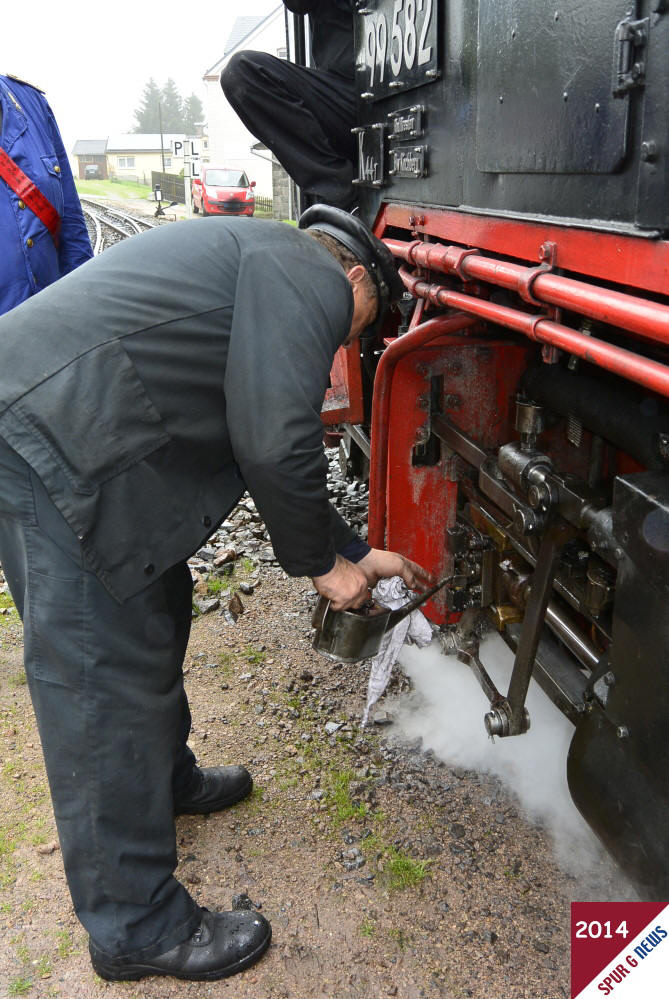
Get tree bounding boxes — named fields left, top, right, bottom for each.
left=182, top=93, right=205, bottom=135
left=132, top=78, right=162, bottom=133
left=160, top=78, right=183, bottom=133
left=131, top=79, right=205, bottom=135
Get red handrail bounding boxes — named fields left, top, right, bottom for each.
left=385, top=238, right=669, bottom=348
left=400, top=269, right=669, bottom=399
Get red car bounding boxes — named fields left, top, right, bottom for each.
left=192, top=167, right=256, bottom=216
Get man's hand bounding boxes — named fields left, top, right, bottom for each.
left=312, top=554, right=371, bottom=611
left=357, top=549, right=434, bottom=592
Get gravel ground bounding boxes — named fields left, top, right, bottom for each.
left=1, top=555, right=577, bottom=999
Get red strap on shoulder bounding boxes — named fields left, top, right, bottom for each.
left=0, top=147, right=61, bottom=246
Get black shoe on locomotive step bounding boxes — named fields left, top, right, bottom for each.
left=174, top=765, right=253, bottom=815
left=89, top=908, right=272, bottom=982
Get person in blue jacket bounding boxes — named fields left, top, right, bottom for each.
left=0, top=73, right=92, bottom=314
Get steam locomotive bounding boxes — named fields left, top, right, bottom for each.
left=318, top=0, right=669, bottom=898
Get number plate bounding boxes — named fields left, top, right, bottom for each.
left=352, top=124, right=385, bottom=188
left=389, top=144, right=427, bottom=178
left=355, top=0, right=439, bottom=102
left=388, top=105, right=424, bottom=141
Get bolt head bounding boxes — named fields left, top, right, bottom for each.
left=641, top=140, right=658, bottom=162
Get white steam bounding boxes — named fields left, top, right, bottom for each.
left=386, top=632, right=636, bottom=896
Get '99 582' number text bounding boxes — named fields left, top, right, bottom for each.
left=358, top=0, right=437, bottom=97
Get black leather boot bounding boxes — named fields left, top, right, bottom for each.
left=174, top=765, right=253, bottom=815
left=89, top=908, right=271, bottom=981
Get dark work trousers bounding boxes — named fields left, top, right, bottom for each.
left=0, top=437, right=202, bottom=959
left=221, top=51, right=357, bottom=209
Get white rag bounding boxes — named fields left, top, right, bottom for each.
left=361, top=576, right=433, bottom=726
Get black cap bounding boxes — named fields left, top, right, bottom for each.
left=298, top=205, right=404, bottom=338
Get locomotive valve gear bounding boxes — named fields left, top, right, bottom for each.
left=348, top=0, right=669, bottom=899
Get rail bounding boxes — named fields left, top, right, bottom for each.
left=79, top=199, right=155, bottom=254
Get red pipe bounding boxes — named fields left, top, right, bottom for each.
left=401, top=269, right=669, bottom=399
left=368, top=312, right=476, bottom=549
left=385, top=238, right=669, bottom=349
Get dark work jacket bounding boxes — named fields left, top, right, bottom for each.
left=285, top=0, right=355, bottom=79
left=0, top=217, right=356, bottom=602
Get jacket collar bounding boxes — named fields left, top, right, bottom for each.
left=0, top=79, right=27, bottom=155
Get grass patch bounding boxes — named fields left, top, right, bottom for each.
left=75, top=178, right=152, bottom=200
left=8, top=671, right=27, bottom=687
left=388, top=927, right=410, bottom=950
left=276, top=775, right=299, bottom=790
left=0, top=869, right=17, bottom=888
left=8, top=978, right=32, bottom=996
left=217, top=650, right=234, bottom=677
left=360, top=918, right=376, bottom=938
left=244, top=645, right=266, bottom=665
left=0, top=591, right=18, bottom=629
left=35, top=955, right=52, bottom=978
left=0, top=824, right=20, bottom=887
left=325, top=770, right=368, bottom=825
left=13, top=937, right=30, bottom=964
left=206, top=577, right=228, bottom=597
left=239, top=785, right=264, bottom=813
left=385, top=847, right=430, bottom=890
left=55, top=929, right=74, bottom=959
left=0, top=824, right=17, bottom=857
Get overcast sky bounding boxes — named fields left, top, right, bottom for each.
left=4, top=0, right=280, bottom=154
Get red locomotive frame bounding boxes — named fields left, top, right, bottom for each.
left=326, top=204, right=669, bottom=626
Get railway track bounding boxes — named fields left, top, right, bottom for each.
left=79, top=198, right=157, bottom=254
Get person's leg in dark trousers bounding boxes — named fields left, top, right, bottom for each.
left=0, top=438, right=201, bottom=959
left=221, top=51, right=357, bottom=208
left=164, top=567, right=200, bottom=801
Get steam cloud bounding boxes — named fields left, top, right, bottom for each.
left=386, top=632, right=636, bottom=899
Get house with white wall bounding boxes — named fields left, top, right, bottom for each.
left=202, top=7, right=286, bottom=197
left=105, top=135, right=195, bottom=185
